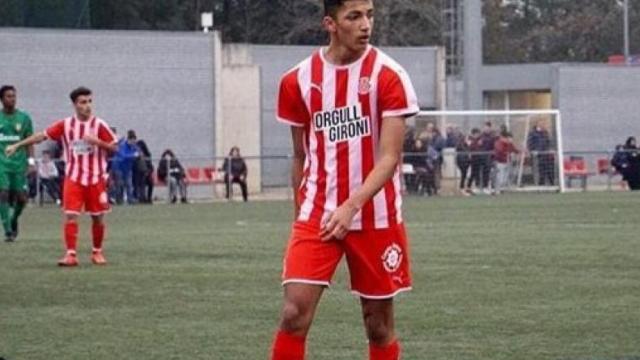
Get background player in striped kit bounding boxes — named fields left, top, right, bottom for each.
left=270, top=1, right=419, bottom=359
left=6, top=87, right=117, bottom=266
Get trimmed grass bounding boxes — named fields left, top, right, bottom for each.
left=1, top=192, right=639, bottom=360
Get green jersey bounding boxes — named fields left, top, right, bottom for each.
left=0, top=110, right=34, bottom=173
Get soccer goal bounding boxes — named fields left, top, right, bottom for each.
left=406, top=110, right=565, bottom=194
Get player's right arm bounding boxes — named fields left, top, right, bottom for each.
left=6, top=120, right=64, bottom=157
left=5, top=132, right=47, bottom=157
left=276, top=68, right=310, bottom=221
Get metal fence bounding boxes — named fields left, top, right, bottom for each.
left=30, top=150, right=635, bottom=206
left=402, top=149, right=633, bottom=196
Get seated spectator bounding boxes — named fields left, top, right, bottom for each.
left=404, top=139, right=427, bottom=194
left=38, top=150, right=61, bottom=205
left=157, top=149, right=188, bottom=204
left=611, top=144, right=629, bottom=188
left=221, top=146, right=249, bottom=202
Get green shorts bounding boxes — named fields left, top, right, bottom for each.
left=0, top=170, right=28, bottom=193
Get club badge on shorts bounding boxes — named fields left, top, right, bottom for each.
left=381, top=243, right=403, bottom=273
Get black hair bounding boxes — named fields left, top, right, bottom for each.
left=0, top=85, right=16, bottom=99
left=127, top=130, right=137, bottom=140
left=162, top=149, right=175, bottom=158
left=324, top=0, right=345, bottom=16
left=471, top=128, right=481, bottom=135
left=69, top=87, right=92, bottom=103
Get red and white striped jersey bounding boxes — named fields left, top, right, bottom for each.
left=45, top=116, right=117, bottom=186
left=277, top=46, right=419, bottom=230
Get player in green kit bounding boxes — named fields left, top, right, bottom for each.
left=0, top=85, right=35, bottom=242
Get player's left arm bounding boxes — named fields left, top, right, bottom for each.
left=320, top=116, right=405, bottom=241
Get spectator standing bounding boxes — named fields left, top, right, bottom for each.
left=157, top=149, right=188, bottom=203
left=493, top=131, right=520, bottom=194
left=133, top=133, right=153, bottom=204
left=479, top=121, right=497, bottom=193
left=467, top=128, right=483, bottom=192
left=622, top=137, right=640, bottom=190
left=528, top=121, right=555, bottom=186
left=113, top=130, right=139, bottom=204
left=222, top=146, right=249, bottom=202
left=445, top=126, right=463, bottom=148
left=37, top=150, right=62, bottom=204
left=455, top=132, right=471, bottom=195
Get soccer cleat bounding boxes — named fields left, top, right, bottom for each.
left=91, top=250, right=107, bottom=265
left=5, top=233, right=15, bottom=242
left=58, top=252, right=79, bottom=267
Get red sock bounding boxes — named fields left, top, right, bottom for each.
left=271, top=330, right=306, bottom=360
left=64, top=221, right=78, bottom=253
left=92, top=222, right=105, bottom=251
left=369, top=339, right=400, bottom=360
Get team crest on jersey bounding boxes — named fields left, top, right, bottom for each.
left=381, top=243, right=403, bottom=273
left=358, top=77, right=371, bottom=95
left=15, top=123, right=22, bottom=132
left=313, top=104, right=371, bottom=143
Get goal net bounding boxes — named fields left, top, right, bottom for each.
left=403, top=110, right=565, bottom=195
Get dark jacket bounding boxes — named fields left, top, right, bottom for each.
left=222, top=157, right=247, bottom=178
left=455, top=137, right=471, bottom=167
left=157, top=158, right=185, bottom=182
left=528, top=129, right=551, bottom=152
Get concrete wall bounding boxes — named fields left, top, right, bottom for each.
left=555, top=65, right=640, bottom=151
left=252, top=45, right=442, bottom=186
left=481, top=64, right=554, bottom=92
left=219, top=64, right=262, bottom=193
left=0, top=28, right=215, bottom=161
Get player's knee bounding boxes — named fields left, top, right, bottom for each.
left=279, top=301, right=312, bottom=334
left=0, top=191, right=9, bottom=203
left=363, top=312, right=393, bottom=345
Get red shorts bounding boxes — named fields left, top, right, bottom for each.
left=282, top=221, right=412, bottom=299
left=63, top=178, right=111, bottom=215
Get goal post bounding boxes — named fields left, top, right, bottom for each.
left=405, top=109, right=565, bottom=194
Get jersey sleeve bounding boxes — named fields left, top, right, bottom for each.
left=45, top=120, right=65, bottom=141
left=276, top=69, right=309, bottom=127
left=377, top=65, right=420, bottom=119
left=98, top=122, right=117, bottom=144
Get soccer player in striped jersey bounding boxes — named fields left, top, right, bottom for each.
left=270, top=1, right=419, bottom=359
left=6, top=87, right=117, bottom=266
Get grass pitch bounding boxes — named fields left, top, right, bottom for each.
left=1, top=192, right=639, bottom=360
